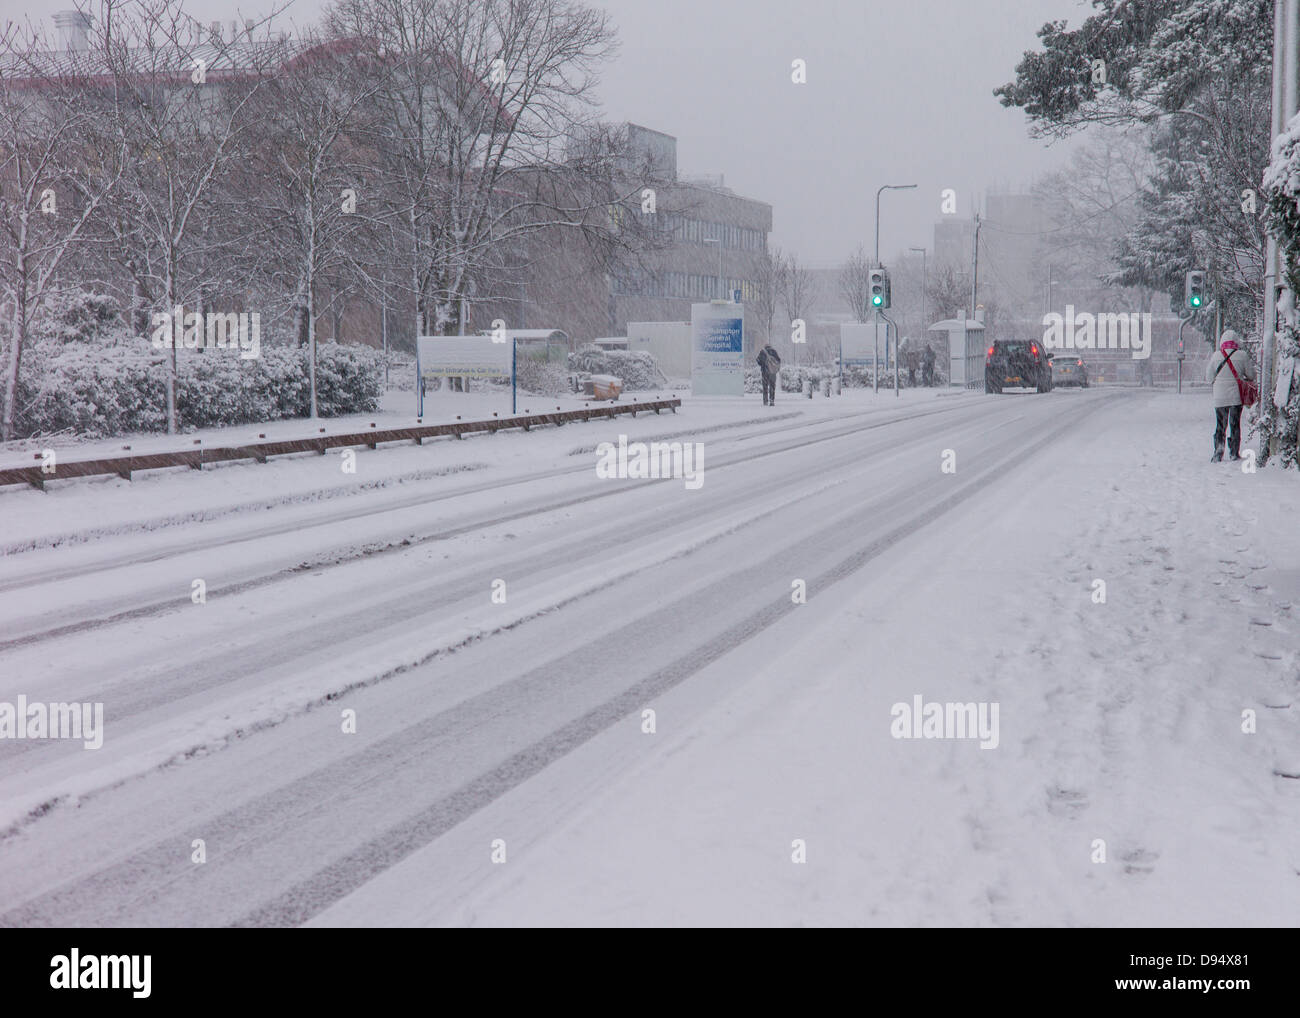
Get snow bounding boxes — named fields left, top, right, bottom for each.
left=2, top=385, right=1296, bottom=926
left=305, top=391, right=1300, bottom=927
left=0, top=385, right=936, bottom=552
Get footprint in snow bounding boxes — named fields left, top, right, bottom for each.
left=1121, top=848, right=1159, bottom=875
left=1046, top=786, right=1089, bottom=818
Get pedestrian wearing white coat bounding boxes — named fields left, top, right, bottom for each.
left=1204, top=329, right=1255, bottom=462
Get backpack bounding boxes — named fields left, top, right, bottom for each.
left=1217, top=350, right=1259, bottom=407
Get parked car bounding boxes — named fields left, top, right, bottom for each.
left=1051, top=355, right=1089, bottom=388
left=985, top=340, right=1052, bottom=394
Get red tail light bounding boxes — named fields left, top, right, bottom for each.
left=987, top=346, right=994, bottom=357
left=1030, top=344, right=1039, bottom=357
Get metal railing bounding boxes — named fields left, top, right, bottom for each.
left=1, top=398, right=681, bottom=490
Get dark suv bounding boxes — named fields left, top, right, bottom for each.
left=985, top=340, right=1052, bottom=394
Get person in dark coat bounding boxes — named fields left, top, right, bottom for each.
left=921, top=343, right=936, bottom=386
left=757, top=344, right=781, bottom=405
left=1204, top=329, right=1256, bottom=461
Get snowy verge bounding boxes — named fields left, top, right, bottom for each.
left=310, top=391, right=1300, bottom=927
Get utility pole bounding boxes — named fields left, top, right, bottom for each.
left=1262, top=0, right=1298, bottom=463
left=970, top=213, right=982, bottom=321
left=910, top=245, right=927, bottom=339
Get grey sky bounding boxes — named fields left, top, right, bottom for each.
left=8, top=0, right=1090, bottom=266
left=583, top=0, right=1088, bottom=266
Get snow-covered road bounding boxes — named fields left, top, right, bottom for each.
left=1, top=388, right=1297, bottom=926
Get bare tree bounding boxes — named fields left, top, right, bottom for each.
left=750, top=244, right=785, bottom=350
left=1032, top=128, right=1153, bottom=311
left=778, top=250, right=818, bottom=362
left=242, top=30, right=386, bottom=417
left=926, top=263, right=972, bottom=323
left=0, top=18, right=126, bottom=440
left=90, top=0, right=283, bottom=433
left=838, top=245, right=874, bottom=324
left=328, top=0, right=625, bottom=339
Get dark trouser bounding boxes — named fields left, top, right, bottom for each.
left=761, top=372, right=776, bottom=404
left=1214, top=404, right=1243, bottom=457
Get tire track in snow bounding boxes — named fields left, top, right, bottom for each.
left=0, top=395, right=1025, bottom=650
left=0, top=391, right=1122, bottom=925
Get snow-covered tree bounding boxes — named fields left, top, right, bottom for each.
left=1000, top=1, right=1270, bottom=329
left=240, top=30, right=386, bottom=417
left=1262, top=113, right=1300, bottom=467
left=89, top=0, right=282, bottom=433
left=999, top=0, right=1277, bottom=439
left=0, top=20, right=125, bottom=441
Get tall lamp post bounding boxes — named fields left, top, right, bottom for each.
left=875, top=184, right=916, bottom=392
left=704, top=236, right=722, bottom=299
left=875, top=183, right=917, bottom=267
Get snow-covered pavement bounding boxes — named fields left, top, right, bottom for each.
left=1, top=387, right=1297, bottom=926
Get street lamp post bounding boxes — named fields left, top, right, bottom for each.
left=875, top=184, right=916, bottom=394
left=875, top=183, right=917, bottom=267
left=704, top=237, right=722, bottom=299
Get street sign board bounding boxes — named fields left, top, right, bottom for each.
left=691, top=302, right=744, bottom=396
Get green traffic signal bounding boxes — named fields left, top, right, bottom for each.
left=872, top=293, right=882, bottom=306
left=1190, top=294, right=1202, bottom=308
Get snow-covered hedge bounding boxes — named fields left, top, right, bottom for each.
left=743, top=363, right=934, bottom=392
left=514, top=353, right=570, bottom=395
left=568, top=346, right=667, bottom=391
left=31, top=287, right=125, bottom=346
left=12, top=341, right=384, bottom=439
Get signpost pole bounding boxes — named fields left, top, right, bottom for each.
left=880, top=311, right=899, bottom=397
left=512, top=339, right=517, bottom=416
left=1177, top=317, right=1189, bottom=395
left=873, top=310, right=880, bottom=394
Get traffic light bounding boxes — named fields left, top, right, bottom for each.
left=869, top=267, right=891, bottom=309
left=1185, top=270, right=1205, bottom=310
